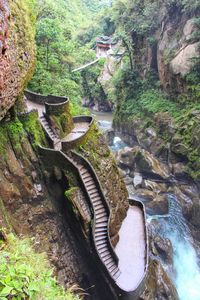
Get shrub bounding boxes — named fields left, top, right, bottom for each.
left=0, top=233, right=80, bottom=300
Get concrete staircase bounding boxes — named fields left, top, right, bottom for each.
left=40, top=116, right=58, bottom=141
left=71, top=154, right=121, bottom=281
left=40, top=116, right=61, bottom=150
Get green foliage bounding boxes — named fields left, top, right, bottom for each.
left=29, top=0, right=108, bottom=110
left=112, top=0, right=161, bottom=38
left=80, top=55, right=106, bottom=103
left=115, top=89, right=180, bottom=122
left=77, top=122, right=111, bottom=170
left=98, top=58, right=106, bottom=66
left=0, top=127, right=8, bottom=156
left=21, top=111, right=46, bottom=148
left=6, top=119, right=24, bottom=140
left=185, top=56, right=200, bottom=102
left=174, top=107, right=200, bottom=179
left=64, top=188, right=78, bottom=200
left=70, top=103, right=89, bottom=116
left=188, top=18, right=200, bottom=42
left=139, top=90, right=179, bottom=117
left=182, top=0, right=200, bottom=12
left=0, top=233, right=79, bottom=300
left=0, top=118, right=25, bottom=157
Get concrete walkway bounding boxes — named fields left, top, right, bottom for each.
left=115, top=206, right=146, bottom=292
left=26, top=99, right=90, bottom=143
left=61, top=122, right=90, bottom=142
left=26, top=99, right=44, bottom=116
left=25, top=95, right=147, bottom=294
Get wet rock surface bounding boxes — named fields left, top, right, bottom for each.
left=113, top=132, right=200, bottom=299
left=140, top=258, right=179, bottom=300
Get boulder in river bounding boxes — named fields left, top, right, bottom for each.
left=115, top=146, right=170, bottom=180
left=146, top=194, right=169, bottom=215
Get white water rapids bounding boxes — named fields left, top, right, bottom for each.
left=148, top=195, right=200, bottom=300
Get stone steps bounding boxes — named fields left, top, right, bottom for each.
left=40, top=116, right=59, bottom=142
left=71, top=155, right=121, bottom=282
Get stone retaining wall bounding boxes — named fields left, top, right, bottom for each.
left=25, top=90, right=69, bottom=115
left=62, top=116, right=95, bottom=151
left=45, top=99, right=70, bottom=116
left=70, top=151, right=119, bottom=265
left=25, top=90, right=68, bottom=104
left=39, top=147, right=119, bottom=291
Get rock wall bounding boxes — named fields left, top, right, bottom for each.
left=0, top=0, right=36, bottom=121
left=131, top=6, right=200, bottom=93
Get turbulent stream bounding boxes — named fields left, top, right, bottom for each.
left=148, top=195, right=200, bottom=300
left=93, top=111, right=200, bottom=300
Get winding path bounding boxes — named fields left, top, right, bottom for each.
left=25, top=94, right=148, bottom=298
left=61, top=122, right=90, bottom=142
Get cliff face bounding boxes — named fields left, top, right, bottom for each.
left=137, top=7, right=199, bottom=94
left=0, top=0, right=36, bottom=121
left=111, top=3, right=200, bottom=181
left=0, top=114, right=117, bottom=299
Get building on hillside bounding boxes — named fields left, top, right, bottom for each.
left=95, top=36, right=117, bottom=58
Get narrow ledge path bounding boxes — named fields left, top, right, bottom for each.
left=61, top=122, right=90, bottom=142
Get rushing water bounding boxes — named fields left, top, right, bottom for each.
left=92, top=112, right=128, bottom=150
left=111, top=136, right=128, bottom=151
left=92, top=111, right=200, bottom=299
left=148, top=195, right=200, bottom=300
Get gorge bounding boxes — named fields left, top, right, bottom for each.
left=0, top=0, right=200, bottom=300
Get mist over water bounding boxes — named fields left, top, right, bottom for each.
left=98, top=120, right=112, bottom=130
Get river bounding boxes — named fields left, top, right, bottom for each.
left=93, top=111, right=200, bottom=300
left=90, top=109, right=113, bottom=130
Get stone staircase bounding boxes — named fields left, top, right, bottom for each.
left=70, top=153, right=121, bottom=281
left=38, top=109, right=122, bottom=281
left=40, top=115, right=58, bottom=141
left=27, top=90, right=148, bottom=297
left=40, top=115, right=61, bottom=150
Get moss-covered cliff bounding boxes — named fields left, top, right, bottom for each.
left=0, top=107, right=126, bottom=299
left=0, top=0, right=36, bottom=121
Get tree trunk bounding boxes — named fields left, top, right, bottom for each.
left=46, top=40, right=49, bottom=70
left=122, top=38, right=134, bottom=71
